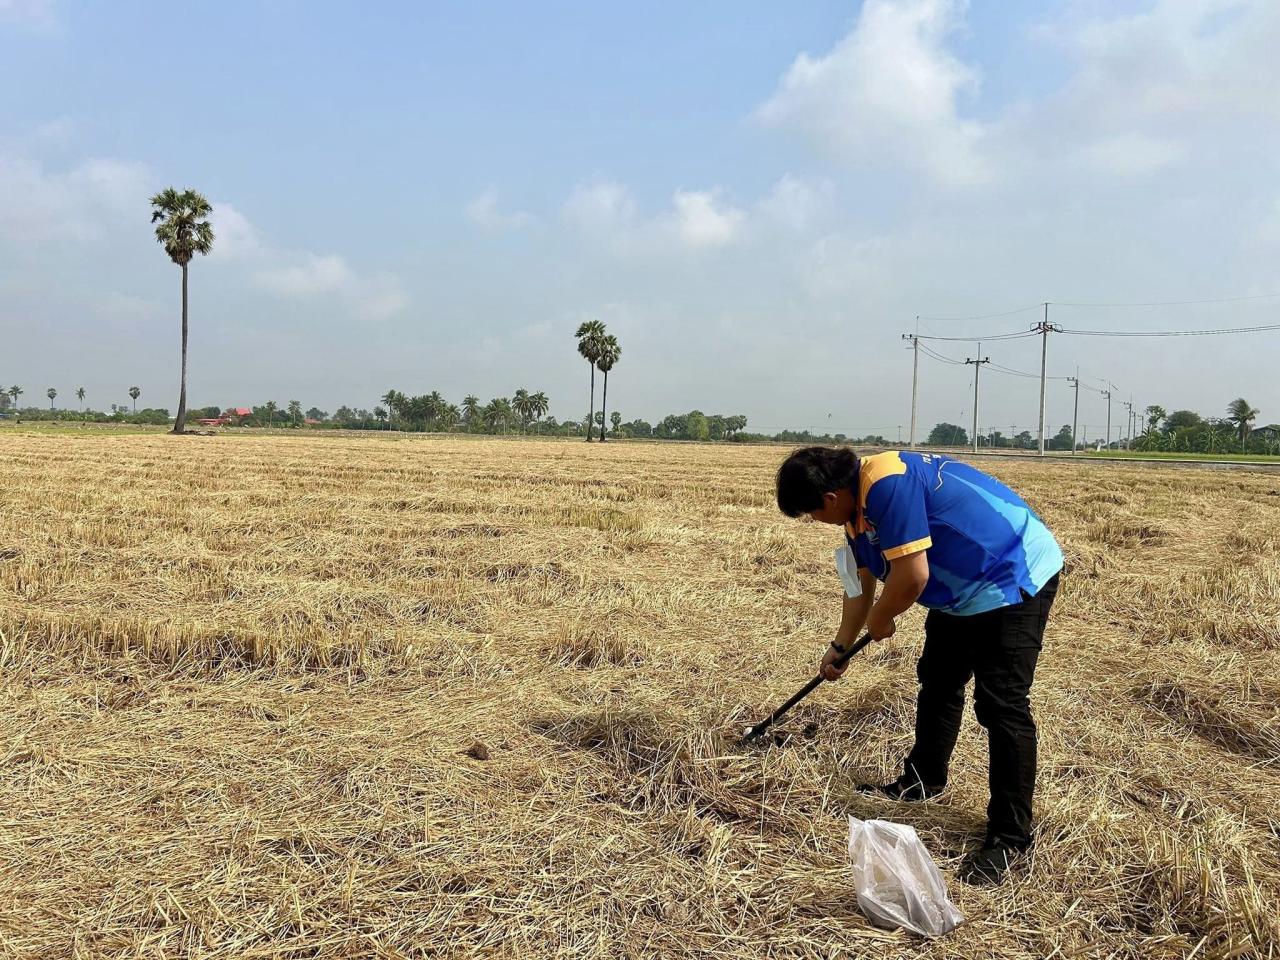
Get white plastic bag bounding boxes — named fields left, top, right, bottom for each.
left=833, top=544, right=862, bottom=598
left=847, top=817, right=964, bottom=938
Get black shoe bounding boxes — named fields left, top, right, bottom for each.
left=960, top=838, right=1022, bottom=886
left=855, top=774, right=944, bottom=802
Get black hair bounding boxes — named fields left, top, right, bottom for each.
left=775, top=446, right=860, bottom=518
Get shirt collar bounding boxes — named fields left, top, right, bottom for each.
left=843, top=460, right=868, bottom=538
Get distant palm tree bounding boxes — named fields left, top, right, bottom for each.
left=1227, top=398, right=1260, bottom=449
left=7, top=386, right=20, bottom=410
left=462, top=395, right=480, bottom=431
left=596, top=335, right=620, bottom=442
left=381, top=390, right=402, bottom=429
left=47, top=387, right=57, bottom=411
left=531, top=391, right=549, bottom=423
left=426, top=391, right=445, bottom=429
left=374, top=406, right=388, bottom=429
left=575, top=320, right=607, bottom=441
left=76, top=387, right=86, bottom=411
left=484, top=397, right=513, bottom=434
left=150, top=187, right=215, bottom=434
left=441, top=403, right=461, bottom=431
left=128, top=386, right=141, bottom=412
left=513, top=388, right=532, bottom=432
left=611, top=411, right=622, bottom=434
left=263, top=400, right=278, bottom=427
left=288, top=400, right=303, bottom=425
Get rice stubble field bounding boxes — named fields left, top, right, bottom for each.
left=0, top=434, right=1277, bottom=958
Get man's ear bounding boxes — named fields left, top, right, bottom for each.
left=822, top=491, right=839, bottom=509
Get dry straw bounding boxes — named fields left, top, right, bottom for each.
left=0, top=433, right=1276, bottom=958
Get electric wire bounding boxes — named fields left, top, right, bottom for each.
left=915, top=304, right=1044, bottom=322
left=1054, top=292, right=1280, bottom=308
left=1059, top=321, right=1280, bottom=337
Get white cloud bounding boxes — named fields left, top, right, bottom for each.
left=562, top=181, right=637, bottom=233
left=756, top=174, right=832, bottom=232
left=0, top=154, right=148, bottom=243
left=669, top=189, right=745, bottom=249
left=0, top=0, right=57, bottom=28
left=563, top=181, right=746, bottom=252
left=466, top=188, right=531, bottom=231
left=1074, top=133, right=1186, bottom=177
left=755, top=0, right=988, bottom=186
left=353, top=280, right=410, bottom=322
left=209, top=202, right=264, bottom=260
left=1032, top=0, right=1280, bottom=182
left=255, top=251, right=408, bottom=321
left=255, top=253, right=353, bottom=297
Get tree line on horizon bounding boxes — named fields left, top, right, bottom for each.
left=924, top=397, right=1274, bottom=455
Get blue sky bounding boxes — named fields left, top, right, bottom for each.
left=3, top=1, right=1279, bottom=437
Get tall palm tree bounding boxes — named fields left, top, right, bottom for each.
left=575, top=320, right=607, bottom=441
left=441, top=403, right=461, bottom=432
left=150, top=188, right=215, bottom=434
left=462, top=395, right=480, bottom=432
left=46, top=387, right=57, bottom=411
left=7, top=386, right=20, bottom=410
left=513, top=388, right=532, bottom=433
left=374, top=406, right=388, bottom=429
left=596, top=335, right=620, bottom=442
left=381, top=390, right=402, bottom=429
left=76, top=387, right=86, bottom=411
left=263, top=400, right=278, bottom=427
left=288, top=400, right=303, bottom=425
left=1227, top=398, right=1260, bottom=450
left=128, top=386, right=141, bottom=412
left=531, top=391, right=549, bottom=423
left=484, top=397, right=513, bottom=434
left=426, top=391, right=445, bottom=430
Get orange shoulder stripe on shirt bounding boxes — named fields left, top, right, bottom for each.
left=882, top=536, right=932, bottom=560
left=858, top=452, right=907, bottom=504
left=854, top=452, right=908, bottom=534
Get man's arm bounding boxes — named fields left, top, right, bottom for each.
left=836, top=567, right=877, bottom=646
left=821, top=568, right=877, bottom=680
left=866, top=550, right=929, bottom=640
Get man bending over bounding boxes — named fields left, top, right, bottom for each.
left=776, top=447, right=1063, bottom=885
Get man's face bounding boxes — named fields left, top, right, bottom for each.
left=807, top=488, right=854, bottom=526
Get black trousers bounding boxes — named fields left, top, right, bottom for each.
left=903, top=573, right=1059, bottom=849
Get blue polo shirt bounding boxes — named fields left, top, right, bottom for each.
left=845, top=451, right=1063, bottom=616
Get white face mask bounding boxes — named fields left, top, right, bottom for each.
left=834, top=543, right=862, bottom=598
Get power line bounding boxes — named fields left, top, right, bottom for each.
left=916, top=304, right=1044, bottom=322
left=989, top=361, right=1071, bottom=381
left=1054, top=292, right=1280, bottom=308
left=1060, top=321, right=1280, bottom=337
left=919, top=343, right=1070, bottom=381
left=917, top=343, right=969, bottom=366
left=916, top=329, right=1039, bottom=343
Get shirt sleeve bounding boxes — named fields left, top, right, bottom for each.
left=864, top=472, right=932, bottom=560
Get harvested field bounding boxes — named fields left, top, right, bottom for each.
left=0, top=434, right=1277, bottom=959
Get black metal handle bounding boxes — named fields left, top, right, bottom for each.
left=738, top=633, right=873, bottom=745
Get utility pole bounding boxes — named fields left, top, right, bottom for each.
left=1035, top=304, right=1062, bottom=456
left=965, top=348, right=990, bottom=456
left=1122, top=400, right=1133, bottom=449
left=1067, top=367, right=1080, bottom=455
left=903, top=330, right=920, bottom=449
left=1102, top=390, right=1112, bottom=450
